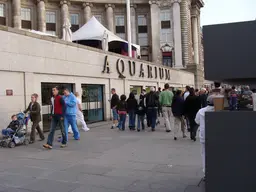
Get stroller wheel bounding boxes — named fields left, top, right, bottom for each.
left=8, top=141, right=15, bottom=148
left=2, top=141, right=8, bottom=148
left=23, top=139, right=29, bottom=146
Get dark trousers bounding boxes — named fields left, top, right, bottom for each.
left=137, top=115, right=145, bottom=130
left=47, top=116, right=67, bottom=146
left=119, top=114, right=126, bottom=130
left=30, top=121, right=44, bottom=142
left=128, top=110, right=136, bottom=128
left=188, top=116, right=198, bottom=140
left=147, top=108, right=157, bottom=129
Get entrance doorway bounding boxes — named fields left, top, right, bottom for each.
left=81, top=84, right=104, bottom=123
left=130, top=86, right=142, bottom=96
left=41, top=83, right=74, bottom=132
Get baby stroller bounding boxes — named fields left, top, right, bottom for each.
left=0, top=112, right=30, bottom=148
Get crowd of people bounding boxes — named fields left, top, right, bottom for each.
left=2, top=86, right=90, bottom=149
left=110, top=84, right=210, bottom=141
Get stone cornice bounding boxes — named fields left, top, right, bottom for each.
left=105, top=4, right=115, bottom=9
left=83, top=2, right=93, bottom=8
left=191, top=0, right=204, bottom=8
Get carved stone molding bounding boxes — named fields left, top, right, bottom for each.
left=83, top=2, right=93, bottom=8
left=130, top=4, right=137, bottom=9
left=105, top=4, right=115, bottom=9
left=36, top=0, right=47, bottom=4
left=148, top=0, right=160, bottom=6
left=60, top=0, right=70, bottom=6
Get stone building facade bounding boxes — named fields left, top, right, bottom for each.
left=0, top=0, right=204, bottom=87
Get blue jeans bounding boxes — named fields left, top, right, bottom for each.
left=137, top=115, right=145, bottom=130
left=147, top=108, right=157, bottom=129
left=128, top=110, right=136, bottom=128
left=2, top=128, right=14, bottom=136
left=64, top=115, right=80, bottom=141
left=47, top=115, right=66, bottom=146
left=119, top=114, right=126, bottom=130
left=112, top=108, right=118, bottom=121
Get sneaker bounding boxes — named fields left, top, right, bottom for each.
left=43, top=144, right=52, bottom=149
left=174, top=137, right=177, bottom=141
left=111, top=126, right=114, bottom=129
left=166, top=130, right=171, bottom=133
left=60, top=144, right=67, bottom=148
left=183, top=135, right=187, bottom=138
left=137, top=129, right=140, bottom=132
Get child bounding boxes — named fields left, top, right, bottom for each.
left=2, top=115, right=20, bottom=136
left=195, top=95, right=215, bottom=181
left=116, top=95, right=127, bottom=131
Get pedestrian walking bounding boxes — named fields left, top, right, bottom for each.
left=74, top=92, right=90, bottom=131
left=195, top=95, right=215, bottom=180
left=228, top=86, right=238, bottom=111
left=172, top=90, right=186, bottom=140
left=24, top=93, right=45, bottom=144
left=145, top=87, right=159, bottom=132
left=116, top=95, right=127, bottom=131
left=159, top=83, right=174, bottom=133
left=199, top=88, right=208, bottom=108
left=183, top=85, right=191, bottom=131
left=184, top=88, right=201, bottom=141
left=127, top=92, right=138, bottom=130
left=136, top=91, right=146, bottom=132
left=43, top=86, right=67, bottom=149
left=110, top=88, right=119, bottom=129
left=63, top=88, right=80, bottom=141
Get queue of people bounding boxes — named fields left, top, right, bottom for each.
left=110, top=84, right=209, bottom=141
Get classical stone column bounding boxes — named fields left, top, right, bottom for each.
left=12, top=0, right=21, bottom=29
left=130, top=4, right=137, bottom=44
left=172, top=0, right=183, bottom=68
left=105, top=4, right=115, bottom=32
left=149, top=0, right=161, bottom=64
left=83, top=2, right=93, bottom=24
left=180, top=0, right=193, bottom=66
left=37, top=0, right=46, bottom=32
left=60, top=0, right=70, bottom=26
left=191, top=6, right=199, bottom=65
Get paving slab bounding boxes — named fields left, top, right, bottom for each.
left=0, top=120, right=204, bottom=192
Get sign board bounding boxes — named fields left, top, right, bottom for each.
left=6, top=89, right=13, bottom=96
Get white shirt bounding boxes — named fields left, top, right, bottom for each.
left=76, top=98, right=82, bottom=112
left=195, top=106, right=215, bottom=143
left=183, top=91, right=189, bottom=100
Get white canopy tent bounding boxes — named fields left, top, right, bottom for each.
left=72, top=16, right=140, bottom=56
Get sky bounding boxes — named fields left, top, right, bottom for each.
left=201, top=0, right=256, bottom=26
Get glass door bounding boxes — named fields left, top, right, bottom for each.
left=81, top=84, right=104, bottom=123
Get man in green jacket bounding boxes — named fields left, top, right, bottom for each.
left=159, top=83, right=174, bottom=132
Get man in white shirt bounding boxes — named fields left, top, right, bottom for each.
left=68, top=92, right=90, bottom=133
left=183, top=86, right=190, bottom=101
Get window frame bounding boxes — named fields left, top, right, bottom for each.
left=137, top=14, right=148, bottom=46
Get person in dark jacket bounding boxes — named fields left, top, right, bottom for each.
left=24, top=93, right=45, bottom=144
left=2, top=115, right=20, bottom=136
left=136, top=92, right=146, bottom=132
left=43, top=86, right=67, bottom=149
left=127, top=92, right=138, bottom=130
left=116, top=95, right=127, bottom=131
left=184, top=88, right=201, bottom=141
left=110, top=88, right=119, bottom=129
left=172, top=90, right=186, bottom=140
left=199, top=88, right=208, bottom=108
left=145, top=87, right=159, bottom=132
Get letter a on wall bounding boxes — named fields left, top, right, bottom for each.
left=102, top=55, right=110, bottom=73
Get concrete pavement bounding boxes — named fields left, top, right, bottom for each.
left=0, top=120, right=205, bottom=192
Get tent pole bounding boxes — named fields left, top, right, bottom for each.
left=126, top=0, right=132, bottom=57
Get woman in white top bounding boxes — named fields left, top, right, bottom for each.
left=68, top=92, right=89, bottom=133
